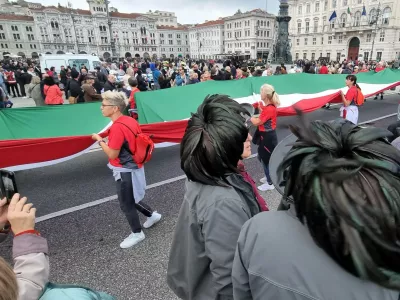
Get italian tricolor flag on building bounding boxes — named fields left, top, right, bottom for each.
left=1, top=69, right=399, bottom=171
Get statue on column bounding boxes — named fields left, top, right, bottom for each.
left=275, top=0, right=292, bottom=63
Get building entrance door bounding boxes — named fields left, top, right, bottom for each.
left=348, top=37, right=360, bottom=60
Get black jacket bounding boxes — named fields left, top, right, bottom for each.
left=67, top=79, right=83, bottom=98
left=104, top=80, right=116, bottom=92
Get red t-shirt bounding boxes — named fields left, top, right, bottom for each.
left=258, top=104, right=277, bottom=132
left=345, top=86, right=358, bottom=105
left=129, top=87, right=140, bottom=109
left=375, top=67, right=385, bottom=72
left=107, top=115, right=143, bottom=168
left=319, top=66, right=329, bottom=74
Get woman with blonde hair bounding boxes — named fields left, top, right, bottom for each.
left=251, top=84, right=280, bottom=191
left=28, top=76, right=45, bottom=106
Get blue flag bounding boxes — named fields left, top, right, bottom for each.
left=362, top=5, right=367, bottom=16
left=329, top=10, right=337, bottom=22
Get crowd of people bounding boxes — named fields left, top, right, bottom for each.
left=1, top=55, right=400, bottom=300
left=0, top=55, right=395, bottom=111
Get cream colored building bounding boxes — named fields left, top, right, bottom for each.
left=224, top=9, right=277, bottom=59
left=157, top=25, right=190, bottom=59
left=0, top=14, right=38, bottom=59
left=144, top=10, right=178, bottom=27
left=287, top=0, right=400, bottom=62
left=189, top=20, right=225, bottom=59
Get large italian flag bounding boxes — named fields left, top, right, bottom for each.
left=1, top=69, right=399, bottom=171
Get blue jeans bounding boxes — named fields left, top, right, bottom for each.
left=263, top=162, right=272, bottom=185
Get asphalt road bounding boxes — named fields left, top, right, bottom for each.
left=0, top=93, right=399, bottom=300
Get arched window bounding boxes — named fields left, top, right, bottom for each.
left=267, top=21, right=270, bottom=27
left=383, top=7, right=391, bottom=25
left=354, top=11, right=361, bottom=26
left=51, top=21, right=54, bottom=28
left=340, top=13, right=347, bottom=27
left=55, top=22, right=59, bottom=28
left=369, top=8, right=377, bottom=24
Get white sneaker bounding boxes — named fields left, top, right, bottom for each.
left=258, top=183, right=275, bottom=192
left=22, top=96, right=27, bottom=99
left=143, top=212, right=162, bottom=229
left=120, top=231, right=145, bottom=249
left=260, top=177, right=267, bottom=184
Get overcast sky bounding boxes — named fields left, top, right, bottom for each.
left=36, top=0, right=280, bottom=24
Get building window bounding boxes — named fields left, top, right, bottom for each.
left=311, top=53, right=315, bottom=60
left=324, top=0, right=328, bottom=11
left=0, top=25, right=3, bottom=30
left=313, top=37, right=316, bottom=45
left=332, top=0, right=336, bottom=8
left=321, top=37, right=324, bottom=44
left=315, top=2, right=320, bottom=12
left=314, top=20, right=318, bottom=32
left=328, top=36, right=332, bottom=44
left=330, top=22, right=335, bottom=29
left=13, top=34, right=20, bottom=40
left=376, top=52, right=382, bottom=61
left=304, top=38, right=308, bottom=46
left=0, top=33, right=5, bottom=40
left=297, top=22, right=301, bottom=34
left=354, top=12, right=361, bottom=26
left=366, top=34, right=371, bottom=42
left=338, top=35, right=343, bottom=43
left=305, top=21, right=310, bottom=33
left=327, top=52, right=331, bottom=59
left=383, top=7, right=391, bottom=25
left=296, top=38, right=300, bottom=46
left=11, top=25, right=18, bottom=31
left=298, top=6, right=302, bottom=15
left=379, top=31, right=385, bottom=42
left=343, top=0, right=347, bottom=5
left=341, top=14, right=347, bottom=27
left=303, top=52, right=307, bottom=59
left=364, top=52, right=369, bottom=61
left=306, top=4, right=311, bottom=13
left=296, top=53, right=299, bottom=60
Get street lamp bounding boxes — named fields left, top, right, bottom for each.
left=105, top=0, right=117, bottom=58
left=67, top=2, right=79, bottom=53
left=369, top=2, right=382, bottom=62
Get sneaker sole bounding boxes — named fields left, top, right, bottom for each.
left=143, top=215, right=162, bottom=229
left=120, top=236, right=145, bottom=249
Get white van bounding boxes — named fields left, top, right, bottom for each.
left=39, top=53, right=101, bottom=73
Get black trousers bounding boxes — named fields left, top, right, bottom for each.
left=6, top=83, right=20, bottom=97
left=116, top=172, right=153, bottom=233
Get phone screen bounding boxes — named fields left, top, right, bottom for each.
left=0, top=170, right=17, bottom=203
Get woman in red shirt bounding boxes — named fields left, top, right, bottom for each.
left=340, top=74, right=359, bottom=125
left=250, top=84, right=280, bottom=191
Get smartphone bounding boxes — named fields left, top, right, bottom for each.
left=0, top=169, right=17, bottom=204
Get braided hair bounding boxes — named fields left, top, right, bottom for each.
left=278, top=113, right=400, bottom=290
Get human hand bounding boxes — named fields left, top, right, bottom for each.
left=7, top=194, right=36, bottom=235
left=0, top=198, right=8, bottom=225
left=92, top=133, right=102, bottom=142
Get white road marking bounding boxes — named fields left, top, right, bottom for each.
left=35, top=114, right=397, bottom=223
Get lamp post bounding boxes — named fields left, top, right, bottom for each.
left=370, top=2, right=382, bottom=62
left=105, top=0, right=117, bottom=58
left=67, top=3, right=79, bottom=53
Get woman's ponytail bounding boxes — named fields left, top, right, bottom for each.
left=261, top=84, right=281, bottom=107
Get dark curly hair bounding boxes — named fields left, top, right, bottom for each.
left=180, top=94, right=249, bottom=187
left=278, top=114, right=400, bottom=290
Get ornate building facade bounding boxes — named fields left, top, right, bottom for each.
left=288, top=0, right=400, bottom=62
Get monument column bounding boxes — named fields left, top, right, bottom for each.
left=275, top=0, right=292, bottom=63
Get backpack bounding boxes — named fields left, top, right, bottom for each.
left=39, top=282, right=115, bottom=300
left=355, top=87, right=365, bottom=106
left=115, top=121, right=154, bottom=165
